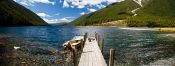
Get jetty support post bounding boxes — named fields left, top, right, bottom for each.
left=83, top=32, right=88, bottom=45
left=109, top=48, right=115, bottom=66
left=101, top=39, right=104, bottom=54
left=80, top=39, right=84, bottom=52
left=64, top=47, right=70, bottom=66
left=72, top=46, right=78, bottom=66
left=95, top=32, right=98, bottom=40
left=95, top=32, right=100, bottom=46
left=95, top=32, right=104, bottom=52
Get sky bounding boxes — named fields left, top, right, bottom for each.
left=14, top=0, right=124, bottom=23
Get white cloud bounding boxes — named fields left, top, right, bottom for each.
left=54, top=13, right=60, bottom=15
left=37, top=13, right=51, bottom=17
left=59, top=17, right=74, bottom=22
left=77, top=5, right=85, bottom=9
left=63, top=0, right=124, bottom=8
left=28, top=0, right=55, bottom=5
left=16, top=0, right=55, bottom=6
left=63, top=0, right=69, bottom=8
left=80, top=12, right=86, bottom=15
left=19, top=1, right=29, bottom=5
left=107, top=0, right=122, bottom=3
left=44, top=18, right=59, bottom=23
left=43, top=16, right=74, bottom=23
left=71, top=6, right=75, bottom=8
left=97, top=4, right=106, bottom=8
left=13, top=0, right=17, bottom=2
left=88, top=8, right=97, bottom=12
left=60, top=18, right=69, bottom=21
left=59, top=0, right=62, bottom=3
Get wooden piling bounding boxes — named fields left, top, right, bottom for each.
left=98, top=35, right=100, bottom=46
left=101, top=39, right=104, bottom=54
left=64, top=47, right=71, bottom=66
left=95, top=32, right=100, bottom=45
left=80, top=39, right=84, bottom=52
left=95, top=32, right=104, bottom=52
left=95, top=32, right=98, bottom=40
left=109, top=48, right=115, bottom=66
left=83, top=32, right=88, bottom=45
left=72, top=46, right=78, bottom=66
left=63, top=34, right=107, bottom=66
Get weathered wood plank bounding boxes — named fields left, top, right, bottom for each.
left=78, top=38, right=107, bottom=66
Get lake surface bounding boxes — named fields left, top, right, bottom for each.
left=0, top=26, right=175, bottom=66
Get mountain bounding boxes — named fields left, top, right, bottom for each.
left=70, top=0, right=140, bottom=26
left=70, top=0, right=175, bottom=27
left=0, top=0, right=48, bottom=26
left=50, top=22, right=68, bottom=26
left=127, top=0, right=175, bottom=27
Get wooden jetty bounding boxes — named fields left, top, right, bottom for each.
left=63, top=33, right=115, bottom=66
left=78, top=37, right=107, bottom=66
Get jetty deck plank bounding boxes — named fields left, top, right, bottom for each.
left=78, top=38, right=107, bottom=66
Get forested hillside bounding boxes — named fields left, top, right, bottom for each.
left=70, top=0, right=140, bottom=26
left=71, top=0, right=175, bottom=27
left=0, top=0, right=48, bottom=26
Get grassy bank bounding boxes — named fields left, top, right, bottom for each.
left=157, top=28, right=175, bottom=32
left=91, top=20, right=127, bottom=27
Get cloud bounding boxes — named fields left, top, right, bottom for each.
left=80, top=12, right=86, bottom=15
left=43, top=18, right=59, bottom=23
left=19, top=1, right=29, bottom=5
left=63, top=0, right=69, bottom=8
left=59, top=0, right=62, bottom=3
left=70, top=6, right=75, bottom=8
left=107, top=0, right=122, bottom=3
left=60, top=18, right=69, bottom=21
left=13, top=0, right=17, bottom=2
left=88, top=8, right=97, bottom=12
left=59, top=17, right=74, bottom=22
left=29, top=0, right=55, bottom=5
left=15, top=0, right=55, bottom=6
left=43, top=17, right=74, bottom=23
left=77, top=5, right=85, bottom=9
left=54, top=13, right=60, bottom=15
left=97, top=4, right=106, bottom=8
left=62, top=0, right=124, bottom=8
left=37, top=13, right=51, bottom=17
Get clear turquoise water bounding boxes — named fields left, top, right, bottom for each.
left=0, top=26, right=174, bottom=65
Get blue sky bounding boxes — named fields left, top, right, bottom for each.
left=14, top=0, right=124, bottom=23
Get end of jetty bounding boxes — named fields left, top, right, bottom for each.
left=63, top=32, right=115, bottom=66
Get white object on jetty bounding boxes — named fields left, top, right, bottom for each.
left=14, top=46, right=20, bottom=50
left=63, top=36, right=84, bottom=47
left=72, top=36, right=84, bottom=41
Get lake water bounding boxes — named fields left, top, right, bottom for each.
left=0, top=26, right=175, bottom=66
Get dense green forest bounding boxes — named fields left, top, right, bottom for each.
left=70, top=0, right=140, bottom=26
left=70, top=0, right=175, bottom=27
left=0, top=0, right=48, bottom=26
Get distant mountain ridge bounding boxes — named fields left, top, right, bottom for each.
left=0, top=0, right=48, bottom=26
left=70, top=0, right=175, bottom=27
left=70, top=0, right=140, bottom=26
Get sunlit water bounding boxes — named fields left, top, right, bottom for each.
left=0, top=26, right=175, bottom=66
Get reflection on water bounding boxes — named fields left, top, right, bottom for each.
left=0, top=26, right=175, bottom=66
